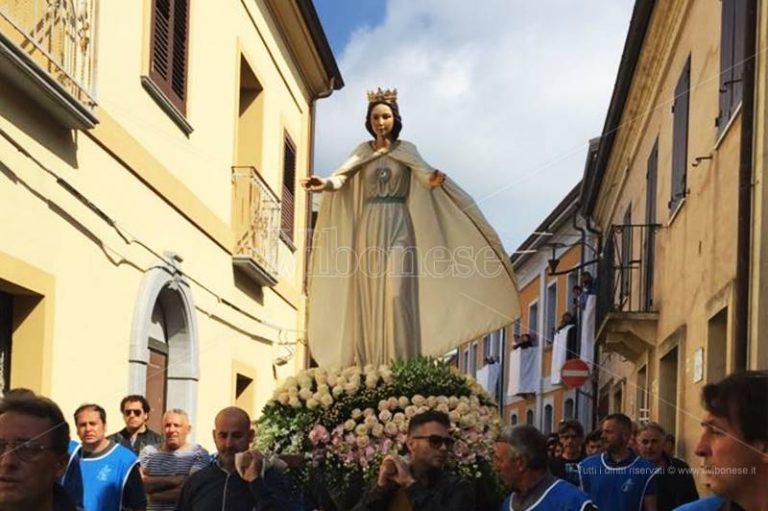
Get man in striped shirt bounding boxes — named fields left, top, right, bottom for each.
left=140, top=409, right=209, bottom=511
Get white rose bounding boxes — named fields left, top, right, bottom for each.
left=379, top=409, right=392, bottom=422
left=371, top=424, right=384, bottom=438
left=332, top=385, right=344, bottom=397
left=398, top=396, right=410, bottom=408
left=364, top=416, right=378, bottom=429
left=426, top=396, right=437, bottom=408
left=378, top=400, right=390, bottom=411
left=365, top=373, right=378, bottom=388
left=288, top=397, right=301, bottom=408
left=344, top=382, right=358, bottom=395
left=356, top=435, right=370, bottom=448
left=320, top=394, right=334, bottom=408
left=448, top=396, right=460, bottom=409
left=411, top=394, right=426, bottom=406
left=299, top=388, right=313, bottom=400
left=277, top=392, right=290, bottom=405
left=306, top=398, right=319, bottom=410
left=405, top=405, right=418, bottom=418
left=393, top=412, right=406, bottom=424
left=384, top=422, right=399, bottom=436
left=326, top=373, right=338, bottom=387
left=351, top=408, right=362, bottom=419
left=344, top=419, right=356, bottom=431
left=355, top=424, right=369, bottom=436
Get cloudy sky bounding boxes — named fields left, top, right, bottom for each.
left=313, top=0, right=635, bottom=252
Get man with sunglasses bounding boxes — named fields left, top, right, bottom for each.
left=352, top=410, right=475, bottom=511
left=109, top=395, right=162, bottom=456
left=0, top=393, right=77, bottom=511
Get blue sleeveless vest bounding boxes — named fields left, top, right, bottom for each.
left=79, top=443, right=138, bottom=511
left=501, top=479, right=594, bottom=511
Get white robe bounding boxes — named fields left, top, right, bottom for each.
left=308, top=140, right=520, bottom=368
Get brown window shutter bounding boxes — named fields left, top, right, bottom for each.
left=150, top=0, right=172, bottom=82
left=149, top=0, right=189, bottom=114
left=670, top=57, right=690, bottom=213
left=170, top=0, right=190, bottom=107
left=281, top=138, right=297, bottom=241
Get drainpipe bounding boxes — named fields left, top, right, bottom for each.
left=734, top=0, right=757, bottom=371
left=584, top=216, right=602, bottom=430
left=303, top=77, right=337, bottom=367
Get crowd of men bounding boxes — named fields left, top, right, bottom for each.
left=0, top=371, right=765, bottom=511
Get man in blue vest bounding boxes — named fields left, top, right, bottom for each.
left=494, top=425, right=595, bottom=510
left=579, top=412, right=659, bottom=511
left=74, top=403, right=147, bottom=511
left=673, top=371, right=768, bottom=511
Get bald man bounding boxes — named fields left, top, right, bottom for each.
left=175, top=407, right=298, bottom=511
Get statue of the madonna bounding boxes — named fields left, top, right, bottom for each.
left=303, top=88, right=519, bottom=369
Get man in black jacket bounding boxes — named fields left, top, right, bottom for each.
left=175, top=407, right=297, bottom=511
left=636, top=422, right=698, bottom=510
left=352, top=410, right=475, bottom=511
left=108, top=395, right=162, bottom=455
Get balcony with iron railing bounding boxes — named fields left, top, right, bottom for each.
left=595, top=223, right=661, bottom=361
left=0, top=0, right=97, bottom=128
left=231, top=166, right=282, bottom=287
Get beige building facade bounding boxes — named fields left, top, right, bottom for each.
left=581, top=0, right=765, bottom=477
left=0, top=0, right=342, bottom=443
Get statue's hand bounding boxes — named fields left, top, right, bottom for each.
left=302, top=176, right=326, bottom=192
left=429, top=170, right=446, bottom=188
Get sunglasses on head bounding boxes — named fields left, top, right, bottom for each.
left=411, top=434, right=455, bottom=449
left=123, top=409, right=144, bottom=417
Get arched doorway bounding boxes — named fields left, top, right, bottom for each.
left=129, top=262, right=199, bottom=432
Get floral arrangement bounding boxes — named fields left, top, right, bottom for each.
left=255, top=357, right=504, bottom=509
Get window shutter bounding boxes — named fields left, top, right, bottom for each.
left=670, top=57, right=690, bottom=213
left=150, top=0, right=171, bottom=82
left=149, top=0, right=189, bottom=113
left=281, top=138, right=296, bottom=241
left=718, top=0, right=735, bottom=130
left=731, top=0, right=747, bottom=110
left=171, top=0, right=190, bottom=104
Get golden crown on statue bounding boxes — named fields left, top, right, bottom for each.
left=367, top=87, right=398, bottom=104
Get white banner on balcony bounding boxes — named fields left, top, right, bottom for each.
left=581, top=294, right=596, bottom=366
left=550, top=324, right=574, bottom=385
left=507, top=345, right=537, bottom=396
left=476, top=361, right=500, bottom=395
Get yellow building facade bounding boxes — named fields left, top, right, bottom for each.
left=581, top=0, right=765, bottom=475
left=0, top=0, right=342, bottom=444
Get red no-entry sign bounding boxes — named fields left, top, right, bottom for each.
left=561, top=359, right=591, bottom=388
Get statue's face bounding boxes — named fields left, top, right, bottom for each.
left=370, top=103, right=394, bottom=139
